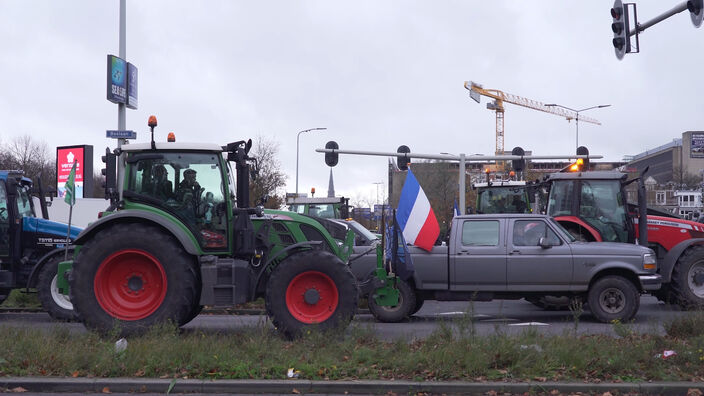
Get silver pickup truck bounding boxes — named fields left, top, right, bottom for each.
left=351, top=214, right=661, bottom=323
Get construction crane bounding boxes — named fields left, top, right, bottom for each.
left=463, top=81, right=601, bottom=157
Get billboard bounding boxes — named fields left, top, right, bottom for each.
left=691, top=133, right=704, bottom=158
left=107, top=55, right=127, bottom=104
left=126, top=62, right=138, bottom=109
left=56, top=145, right=94, bottom=199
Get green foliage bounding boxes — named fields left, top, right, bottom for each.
left=0, top=319, right=703, bottom=382
left=664, top=310, right=704, bottom=338
left=1, top=289, right=41, bottom=308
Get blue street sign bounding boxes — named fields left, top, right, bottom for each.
left=106, top=130, right=137, bottom=139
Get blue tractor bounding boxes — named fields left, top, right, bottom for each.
left=0, top=171, right=82, bottom=320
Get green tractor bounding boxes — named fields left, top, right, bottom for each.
left=62, top=118, right=395, bottom=338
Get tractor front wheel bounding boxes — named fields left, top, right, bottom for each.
left=37, top=255, right=76, bottom=321
left=265, top=250, right=358, bottom=338
left=671, top=246, right=704, bottom=309
left=368, top=278, right=416, bottom=323
left=70, top=224, right=199, bottom=336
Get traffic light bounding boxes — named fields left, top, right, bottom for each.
left=324, top=141, right=339, bottom=167
left=101, top=147, right=117, bottom=200
left=611, top=0, right=631, bottom=60
left=396, top=145, right=411, bottom=171
left=577, top=146, right=590, bottom=170
left=511, top=146, right=525, bottom=173
left=688, top=0, right=703, bottom=27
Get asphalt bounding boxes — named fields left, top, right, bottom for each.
left=1, top=377, right=703, bottom=395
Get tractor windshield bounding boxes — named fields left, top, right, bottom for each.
left=547, top=179, right=628, bottom=242
left=126, top=152, right=228, bottom=249
left=476, top=186, right=530, bottom=214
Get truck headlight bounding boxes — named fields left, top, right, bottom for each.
left=643, top=252, right=657, bottom=270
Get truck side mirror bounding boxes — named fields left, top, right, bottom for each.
left=539, top=236, right=553, bottom=249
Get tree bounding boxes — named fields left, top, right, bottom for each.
left=672, top=165, right=702, bottom=189
left=0, top=135, right=55, bottom=193
left=248, top=136, right=288, bottom=209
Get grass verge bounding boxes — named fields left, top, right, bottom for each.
left=1, top=313, right=704, bottom=382
left=0, top=289, right=40, bottom=309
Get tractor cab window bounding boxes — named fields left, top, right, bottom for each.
left=0, top=183, right=9, bottom=257
left=546, top=181, right=575, bottom=217
left=126, top=152, right=228, bottom=250
left=477, top=187, right=530, bottom=214
left=15, top=184, right=35, bottom=218
left=309, top=204, right=337, bottom=218
left=579, top=180, right=628, bottom=242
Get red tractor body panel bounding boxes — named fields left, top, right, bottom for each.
left=637, top=215, right=704, bottom=251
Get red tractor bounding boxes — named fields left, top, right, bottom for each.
left=543, top=168, right=704, bottom=308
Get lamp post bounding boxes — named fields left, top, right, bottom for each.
left=373, top=182, right=383, bottom=231
left=296, top=127, right=327, bottom=195
left=545, top=104, right=611, bottom=150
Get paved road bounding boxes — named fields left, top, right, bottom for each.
left=0, top=296, right=687, bottom=340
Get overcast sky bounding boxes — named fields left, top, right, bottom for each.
left=1, top=1, right=702, bottom=204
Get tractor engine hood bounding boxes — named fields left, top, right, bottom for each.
left=23, top=217, right=82, bottom=240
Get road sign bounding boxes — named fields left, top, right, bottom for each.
left=106, top=130, right=137, bottom=139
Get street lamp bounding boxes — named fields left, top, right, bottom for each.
left=296, top=127, right=327, bottom=195
left=545, top=103, right=611, bottom=150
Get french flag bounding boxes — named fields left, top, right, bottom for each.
left=396, top=169, right=440, bottom=252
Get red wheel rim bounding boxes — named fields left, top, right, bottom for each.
left=94, top=249, right=167, bottom=321
left=285, top=271, right=339, bottom=324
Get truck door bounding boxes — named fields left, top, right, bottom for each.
left=450, top=219, right=506, bottom=291
left=506, top=219, right=573, bottom=290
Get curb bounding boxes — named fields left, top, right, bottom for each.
left=1, top=378, right=703, bottom=395
left=0, top=308, right=372, bottom=316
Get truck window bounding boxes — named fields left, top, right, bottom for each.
left=461, top=220, right=499, bottom=246
left=513, top=220, right=561, bottom=246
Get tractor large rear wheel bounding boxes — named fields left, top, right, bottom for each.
left=671, top=246, right=704, bottom=309
left=37, top=255, right=77, bottom=321
left=70, top=224, right=198, bottom=336
left=265, top=250, right=358, bottom=338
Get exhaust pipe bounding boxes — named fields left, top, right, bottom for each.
left=637, top=167, right=649, bottom=246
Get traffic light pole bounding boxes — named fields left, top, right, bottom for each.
left=316, top=147, right=602, bottom=216
left=634, top=1, right=689, bottom=34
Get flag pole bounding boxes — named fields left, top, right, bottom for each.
left=64, top=204, right=73, bottom=261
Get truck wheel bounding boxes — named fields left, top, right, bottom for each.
left=587, top=275, right=639, bottom=323
left=368, top=279, right=416, bottom=323
left=70, top=224, right=198, bottom=336
left=37, top=255, right=76, bottom=321
left=670, top=246, right=704, bottom=309
left=265, top=250, right=358, bottom=338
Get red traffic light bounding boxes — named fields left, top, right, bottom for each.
left=610, top=6, right=622, bottom=19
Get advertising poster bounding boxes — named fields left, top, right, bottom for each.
left=56, top=147, right=84, bottom=199
left=691, top=133, right=704, bottom=158
left=127, top=62, right=138, bottom=109
left=106, top=55, right=126, bottom=104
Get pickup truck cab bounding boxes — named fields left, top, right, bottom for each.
left=351, top=214, right=660, bottom=323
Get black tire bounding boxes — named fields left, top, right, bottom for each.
left=70, top=224, right=199, bottom=336
left=410, top=295, right=425, bottom=315
left=368, top=278, right=416, bottom=323
left=265, top=250, right=358, bottom=338
left=37, top=255, right=77, bottom=321
left=670, top=246, right=704, bottom=309
left=182, top=261, right=203, bottom=323
left=587, top=275, right=639, bottom=323
left=526, top=295, right=571, bottom=311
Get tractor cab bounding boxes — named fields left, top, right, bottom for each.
left=474, top=180, right=532, bottom=214
left=545, top=171, right=633, bottom=243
